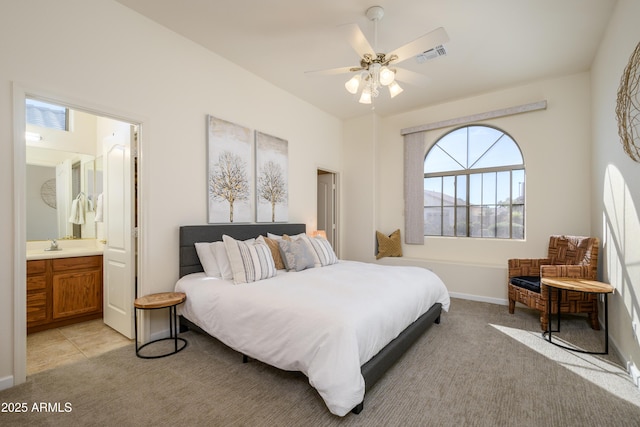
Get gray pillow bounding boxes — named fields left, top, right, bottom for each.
left=278, top=238, right=315, bottom=272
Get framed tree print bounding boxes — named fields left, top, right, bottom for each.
left=207, top=115, right=253, bottom=223
left=255, top=131, right=288, bottom=223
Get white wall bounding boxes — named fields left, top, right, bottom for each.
left=590, top=0, right=640, bottom=373
left=344, top=73, right=593, bottom=302
left=0, top=0, right=342, bottom=389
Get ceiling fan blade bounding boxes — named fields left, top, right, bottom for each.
left=338, top=23, right=375, bottom=58
left=305, top=66, right=359, bottom=76
left=394, top=67, right=431, bottom=87
left=388, top=27, right=449, bottom=64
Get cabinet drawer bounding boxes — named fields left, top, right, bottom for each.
left=27, top=275, right=46, bottom=291
left=52, top=255, right=102, bottom=272
left=27, top=292, right=47, bottom=324
left=27, top=260, right=46, bottom=275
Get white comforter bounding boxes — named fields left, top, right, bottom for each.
left=175, top=260, right=450, bottom=416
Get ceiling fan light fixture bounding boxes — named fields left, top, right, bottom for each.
left=388, top=81, right=404, bottom=98
left=379, top=66, right=395, bottom=86
left=345, top=74, right=362, bottom=94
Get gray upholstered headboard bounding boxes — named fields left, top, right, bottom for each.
left=179, top=223, right=306, bottom=278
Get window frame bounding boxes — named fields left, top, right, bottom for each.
left=423, top=125, right=525, bottom=239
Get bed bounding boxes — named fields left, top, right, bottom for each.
left=176, top=223, right=450, bottom=416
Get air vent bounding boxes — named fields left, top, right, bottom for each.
left=415, top=45, right=447, bottom=64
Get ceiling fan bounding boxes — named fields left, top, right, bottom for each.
left=307, top=6, right=449, bottom=104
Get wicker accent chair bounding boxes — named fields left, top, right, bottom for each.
left=508, top=235, right=600, bottom=331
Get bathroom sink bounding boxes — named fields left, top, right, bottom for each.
left=27, top=245, right=104, bottom=260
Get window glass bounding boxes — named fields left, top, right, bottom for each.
left=26, top=98, right=68, bottom=131
left=442, top=176, right=456, bottom=206
left=436, top=127, right=468, bottom=167
left=423, top=145, right=464, bottom=173
left=424, top=177, right=442, bottom=207
left=424, top=125, right=525, bottom=239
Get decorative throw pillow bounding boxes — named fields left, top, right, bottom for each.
left=222, top=235, right=276, bottom=284
left=194, top=242, right=221, bottom=277
left=257, top=235, right=286, bottom=270
left=277, top=238, right=316, bottom=272
left=376, top=229, right=403, bottom=260
left=212, top=241, right=234, bottom=280
left=306, top=235, right=338, bottom=266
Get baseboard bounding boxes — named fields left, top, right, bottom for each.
left=449, top=291, right=508, bottom=306
left=0, top=375, right=14, bottom=391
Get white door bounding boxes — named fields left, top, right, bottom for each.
left=317, top=172, right=336, bottom=250
left=102, top=126, right=135, bottom=338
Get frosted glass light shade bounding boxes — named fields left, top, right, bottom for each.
left=388, top=81, right=404, bottom=98
left=345, top=75, right=362, bottom=94
left=359, top=89, right=372, bottom=104
left=379, top=66, right=395, bottom=86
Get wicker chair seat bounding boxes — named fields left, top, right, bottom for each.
left=509, top=276, right=541, bottom=293
left=507, top=235, right=600, bottom=331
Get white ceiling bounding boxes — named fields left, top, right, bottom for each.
left=115, top=0, right=617, bottom=120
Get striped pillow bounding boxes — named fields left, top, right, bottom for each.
left=306, top=235, right=338, bottom=266
left=222, top=235, right=277, bottom=284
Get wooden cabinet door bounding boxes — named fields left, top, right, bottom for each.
left=52, top=269, right=102, bottom=319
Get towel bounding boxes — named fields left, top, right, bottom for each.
left=69, top=193, right=86, bottom=225
left=94, top=193, right=104, bottom=222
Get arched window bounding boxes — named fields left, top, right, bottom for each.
left=423, top=125, right=525, bottom=238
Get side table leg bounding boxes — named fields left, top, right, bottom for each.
left=547, top=286, right=552, bottom=342
left=170, top=305, right=177, bottom=352
left=134, top=306, right=139, bottom=356
left=604, top=293, right=609, bottom=354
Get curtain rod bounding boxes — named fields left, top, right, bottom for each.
left=400, top=100, right=547, bottom=136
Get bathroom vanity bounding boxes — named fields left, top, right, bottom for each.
left=27, top=244, right=104, bottom=334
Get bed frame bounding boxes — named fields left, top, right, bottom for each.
left=178, top=223, right=442, bottom=414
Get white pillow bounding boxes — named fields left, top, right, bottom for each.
left=211, top=241, right=234, bottom=280
left=222, top=235, right=276, bottom=284
left=195, top=242, right=221, bottom=277
left=306, top=235, right=338, bottom=266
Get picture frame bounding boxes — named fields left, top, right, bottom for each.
left=207, top=115, right=253, bottom=223
left=255, top=131, right=288, bottom=223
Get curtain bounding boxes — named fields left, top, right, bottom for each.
left=403, top=132, right=426, bottom=245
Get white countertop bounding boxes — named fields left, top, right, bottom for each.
left=26, top=240, right=105, bottom=261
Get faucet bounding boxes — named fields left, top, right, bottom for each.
left=45, top=239, right=60, bottom=251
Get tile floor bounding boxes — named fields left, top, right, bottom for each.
left=27, top=319, right=133, bottom=375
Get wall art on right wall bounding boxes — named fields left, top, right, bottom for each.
left=616, top=41, right=640, bottom=163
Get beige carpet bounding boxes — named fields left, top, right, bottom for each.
left=2, top=298, right=640, bottom=426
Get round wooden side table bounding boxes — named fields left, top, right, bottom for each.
left=134, top=292, right=188, bottom=359
left=541, top=277, right=614, bottom=355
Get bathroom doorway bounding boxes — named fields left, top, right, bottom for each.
left=15, top=87, right=141, bottom=380
left=317, top=169, right=339, bottom=257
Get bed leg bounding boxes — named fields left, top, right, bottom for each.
left=435, top=315, right=441, bottom=324
left=179, top=318, right=189, bottom=333
left=351, top=402, right=364, bottom=414
left=242, top=354, right=249, bottom=363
